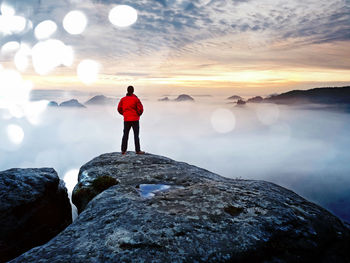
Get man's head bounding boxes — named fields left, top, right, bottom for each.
left=127, top=86, right=134, bottom=95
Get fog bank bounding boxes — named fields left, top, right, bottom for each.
left=1, top=97, right=349, bottom=222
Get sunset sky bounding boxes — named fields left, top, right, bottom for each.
left=1, top=0, right=350, bottom=96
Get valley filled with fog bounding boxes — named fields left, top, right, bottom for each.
left=1, top=94, right=350, bottom=222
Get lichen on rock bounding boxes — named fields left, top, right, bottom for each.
left=72, top=175, right=118, bottom=213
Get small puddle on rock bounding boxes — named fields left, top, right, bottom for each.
left=139, top=184, right=171, bottom=198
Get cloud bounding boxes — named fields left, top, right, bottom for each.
left=5, top=0, right=348, bottom=53
left=1, top=98, right=350, bottom=222
left=1, top=0, right=349, bottom=92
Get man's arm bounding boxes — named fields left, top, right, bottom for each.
left=136, top=99, right=143, bottom=116
left=117, top=99, right=124, bottom=115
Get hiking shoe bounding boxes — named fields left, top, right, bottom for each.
left=122, top=151, right=127, bottom=155
left=136, top=151, right=145, bottom=154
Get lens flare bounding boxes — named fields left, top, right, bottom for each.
left=62, top=45, right=74, bottom=67
left=7, top=124, right=24, bottom=144
left=64, top=169, right=79, bottom=193
left=109, top=5, right=138, bottom=27
left=63, top=10, right=87, bottom=35
left=77, top=59, right=100, bottom=85
left=1, top=41, right=20, bottom=54
left=211, top=108, right=236, bottom=133
left=0, top=15, right=26, bottom=34
left=24, top=100, right=49, bottom=125
left=0, top=70, right=22, bottom=89
left=14, top=43, right=31, bottom=72
left=1, top=3, right=15, bottom=16
left=32, top=39, right=73, bottom=75
left=0, top=69, right=47, bottom=122
left=34, top=20, right=57, bottom=40
left=14, top=51, right=29, bottom=72
left=8, top=105, right=24, bottom=118
left=0, top=109, right=11, bottom=120
left=0, top=70, right=30, bottom=109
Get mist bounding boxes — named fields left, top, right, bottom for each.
left=1, top=95, right=350, bottom=222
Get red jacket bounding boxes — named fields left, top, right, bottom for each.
left=117, top=94, right=143, bottom=121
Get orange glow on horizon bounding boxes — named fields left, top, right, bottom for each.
left=24, top=67, right=350, bottom=94
left=15, top=38, right=350, bottom=95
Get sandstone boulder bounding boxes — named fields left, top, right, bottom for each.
left=0, top=168, right=72, bottom=262
left=12, top=153, right=350, bottom=262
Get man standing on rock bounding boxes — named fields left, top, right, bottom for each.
left=118, top=86, right=145, bottom=155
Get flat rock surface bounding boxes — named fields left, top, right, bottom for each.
left=12, top=153, right=350, bottom=262
left=0, top=168, right=72, bottom=262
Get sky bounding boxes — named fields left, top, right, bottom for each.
left=0, top=0, right=350, bottom=96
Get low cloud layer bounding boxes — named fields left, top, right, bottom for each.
left=1, top=96, right=350, bottom=222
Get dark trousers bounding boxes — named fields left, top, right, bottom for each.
left=121, top=121, right=140, bottom=152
